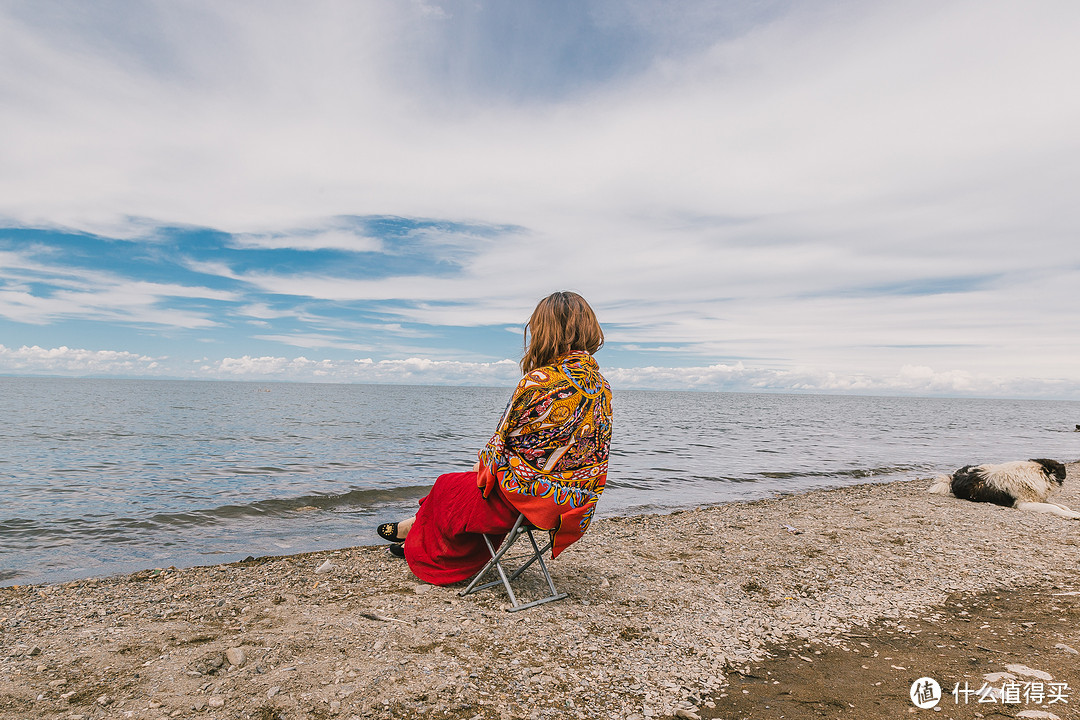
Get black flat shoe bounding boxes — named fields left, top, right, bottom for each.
left=377, top=522, right=403, bottom=542
left=388, top=543, right=405, bottom=559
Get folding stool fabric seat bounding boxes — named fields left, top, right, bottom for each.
left=460, top=512, right=568, bottom=612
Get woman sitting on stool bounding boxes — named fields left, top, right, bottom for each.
left=377, top=291, right=613, bottom=586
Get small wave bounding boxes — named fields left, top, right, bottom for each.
left=690, top=475, right=762, bottom=484
left=754, top=465, right=917, bottom=480
left=177, top=485, right=431, bottom=521
left=0, top=485, right=430, bottom=547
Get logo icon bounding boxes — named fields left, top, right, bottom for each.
left=910, top=677, right=942, bottom=709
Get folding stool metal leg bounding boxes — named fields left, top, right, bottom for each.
left=460, top=512, right=569, bottom=612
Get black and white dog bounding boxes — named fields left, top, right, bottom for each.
left=928, top=459, right=1079, bottom=519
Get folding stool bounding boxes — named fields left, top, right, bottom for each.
left=460, top=512, right=568, bottom=612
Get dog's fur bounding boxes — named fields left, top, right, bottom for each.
left=928, top=458, right=1079, bottom=519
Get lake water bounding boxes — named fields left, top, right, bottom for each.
left=2, top=377, right=1077, bottom=586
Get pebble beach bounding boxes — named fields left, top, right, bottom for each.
left=2, top=463, right=1079, bottom=720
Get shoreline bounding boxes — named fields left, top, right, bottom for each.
left=3, top=466, right=1079, bottom=719
left=2, top=473, right=926, bottom=591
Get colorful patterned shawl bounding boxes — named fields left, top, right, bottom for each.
left=477, top=351, right=612, bottom=557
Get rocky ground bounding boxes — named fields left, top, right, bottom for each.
left=717, top=584, right=1079, bottom=719
left=2, top=463, right=1079, bottom=720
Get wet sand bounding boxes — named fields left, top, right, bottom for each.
left=2, top=462, right=1078, bottom=720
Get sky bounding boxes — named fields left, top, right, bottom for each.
left=1, top=0, right=1079, bottom=398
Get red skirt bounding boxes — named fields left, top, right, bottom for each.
left=403, top=471, right=519, bottom=585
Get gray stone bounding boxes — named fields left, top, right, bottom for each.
left=225, top=647, right=246, bottom=667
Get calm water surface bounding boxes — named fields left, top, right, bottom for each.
left=2, top=378, right=1077, bottom=585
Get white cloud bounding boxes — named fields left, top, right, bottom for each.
left=183, top=259, right=243, bottom=281
left=252, top=333, right=375, bottom=353
left=203, top=354, right=522, bottom=385
left=3, top=1, right=1075, bottom=236
left=230, top=228, right=383, bottom=253
left=0, top=344, right=164, bottom=376
left=604, top=362, right=1080, bottom=400
left=214, top=355, right=338, bottom=378
left=236, top=303, right=291, bottom=320
left=0, top=250, right=236, bottom=328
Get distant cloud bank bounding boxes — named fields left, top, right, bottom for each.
left=206, top=354, right=521, bottom=386
left=2, top=344, right=1075, bottom=400
left=0, top=344, right=162, bottom=376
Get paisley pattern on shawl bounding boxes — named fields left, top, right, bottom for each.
left=477, top=351, right=612, bottom=557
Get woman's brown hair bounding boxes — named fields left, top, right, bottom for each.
left=521, top=291, right=604, bottom=373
